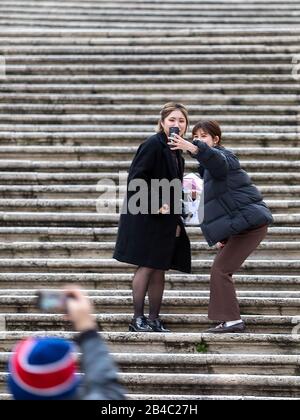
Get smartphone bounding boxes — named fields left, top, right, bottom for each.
left=169, top=127, right=180, bottom=144
left=36, top=291, right=68, bottom=313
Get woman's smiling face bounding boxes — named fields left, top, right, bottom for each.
left=193, top=128, right=218, bottom=148
left=161, top=110, right=187, bottom=138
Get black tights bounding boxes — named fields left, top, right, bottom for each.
left=132, top=267, right=165, bottom=321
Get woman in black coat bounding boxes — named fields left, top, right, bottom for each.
left=169, top=120, right=274, bottom=334
left=113, top=103, right=191, bottom=333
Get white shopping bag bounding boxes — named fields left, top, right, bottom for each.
left=182, top=173, right=204, bottom=225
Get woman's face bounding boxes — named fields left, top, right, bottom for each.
left=193, top=129, right=218, bottom=148
left=161, top=110, right=187, bottom=138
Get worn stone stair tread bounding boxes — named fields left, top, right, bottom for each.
left=0, top=159, right=299, bottom=168
left=0, top=211, right=297, bottom=222
left=0, top=294, right=299, bottom=304
left=0, top=125, right=298, bottom=135
left=2, top=288, right=300, bottom=298
left=0, top=392, right=296, bottom=400
left=0, top=371, right=299, bottom=397
left=0, top=257, right=298, bottom=267
left=0, top=132, right=297, bottom=147
left=0, top=198, right=297, bottom=213
left=0, top=330, right=299, bottom=345
left=0, top=173, right=298, bottom=186
left=0, top=392, right=297, bottom=400
left=2, top=75, right=300, bottom=83
left=0, top=350, right=299, bottom=364
left=127, top=394, right=299, bottom=400
left=0, top=104, right=297, bottom=114
left=0, top=0, right=298, bottom=400
left=0, top=313, right=299, bottom=335
left=0, top=272, right=298, bottom=292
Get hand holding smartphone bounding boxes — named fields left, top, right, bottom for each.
left=168, top=127, right=180, bottom=144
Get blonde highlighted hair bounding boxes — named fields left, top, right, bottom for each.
left=157, top=102, right=189, bottom=135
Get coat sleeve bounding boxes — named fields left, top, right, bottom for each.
left=191, top=141, right=230, bottom=179
left=75, top=330, right=126, bottom=400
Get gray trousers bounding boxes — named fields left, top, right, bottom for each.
left=208, top=224, right=268, bottom=321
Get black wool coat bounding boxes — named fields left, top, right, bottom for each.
left=192, top=140, right=274, bottom=246
left=113, top=132, right=191, bottom=273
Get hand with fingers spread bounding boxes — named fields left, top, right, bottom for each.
left=168, top=133, right=199, bottom=155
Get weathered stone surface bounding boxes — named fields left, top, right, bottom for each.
left=0, top=0, right=300, bottom=400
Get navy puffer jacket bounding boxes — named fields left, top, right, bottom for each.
left=192, top=140, right=274, bottom=247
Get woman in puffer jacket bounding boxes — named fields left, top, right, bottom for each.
left=168, top=120, right=274, bottom=334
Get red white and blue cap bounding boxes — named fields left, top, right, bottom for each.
left=8, top=337, right=80, bottom=400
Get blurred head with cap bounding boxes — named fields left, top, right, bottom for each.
left=8, top=336, right=79, bottom=400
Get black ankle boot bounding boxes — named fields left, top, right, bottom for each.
left=129, top=316, right=153, bottom=332
left=147, top=318, right=171, bottom=333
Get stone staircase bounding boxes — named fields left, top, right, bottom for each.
left=0, top=0, right=300, bottom=400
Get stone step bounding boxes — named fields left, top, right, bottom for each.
left=1, top=350, right=300, bottom=375
left=2, top=35, right=300, bottom=47
left=0, top=272, right=298, bottom=291
left=0, top=241, right=298, bottom=259
left=5, top=84, right=300, bottom=97
left=3, top=10, right=300, bottom=19
left=3, top=45, right=300, bottom=54
left=1, top=0, right=299, bottom=402
left=127, top=394, right=299, bottom=400
left=3, top=53, right=294, bottom=64
left=0, top=24, right=295, bottom=36
left=3, top=289, right=300, bottom=298
left=0, top=313, right=298, bottom=335
left=0, top=198, right=295, bottom=214
left=2, top=6, right=300, bottom=18
left=0, top=182, right=300, bottom=199
left=2, top=75, right=299, bottom=85
left=1, top=93, right=299, bottom=106
left=0, top=114, right=298, bottom=126
left=0, top=392, right=297, bottom=401
left=0, top=370, right=299, bottom=398
left=1, top=3, right=300, bottom=14
left=2, top=18, right=300, bottom=30
left=1, top=27, right=300, bottom=37
left=0, top=331, right=299, bottom=355
left=4, top=64, right=295, bottom=76
left=0, top=185, right=296, bottom=199
left=0, top=159, right=298, bottom=173
left=0, top=104, right=296, bottom=115
left=0, top=257, right=297, bottom=275
left=0, top=226, right=297, bottom=242
left=1, top=124, right=299, bottom=134
left=0, top=132, right=297, bottom=147
left=0, top=172, right=298, bottom=186
left=0, top=212, right=296, bottom=228
left=0, top=294, right=299, bottom=315
left=91, top=373, right=300, bottom=398
left=0, top=156, right=299, bottom=171
left=2, top=15, right=300, bottom=28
